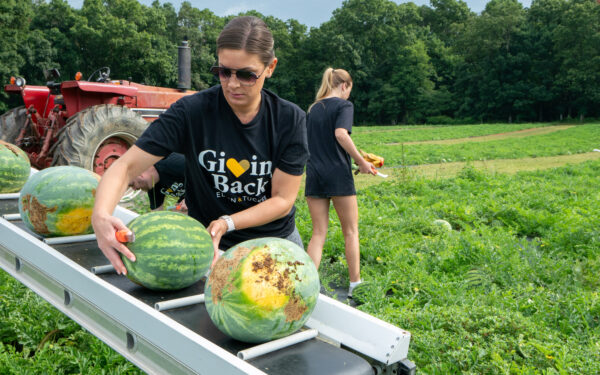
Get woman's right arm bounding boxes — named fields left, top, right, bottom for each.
left=334, top=128, right=375, bottom=175
left=92, top=146, right=163, bottom=275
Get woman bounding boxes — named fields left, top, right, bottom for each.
left=305, top=68, right=375, bottom=297
left=92, top=16, right=308, bottom=275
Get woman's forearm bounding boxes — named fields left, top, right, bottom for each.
left=335, top=129, right=364, bottom=164
left=92, top=161, right=131, bottom=219
left=228, top=169, right=302, bottom=230
left=93, top=146, right=163, bottom=220
left=229, top=194, right=293, bottom=230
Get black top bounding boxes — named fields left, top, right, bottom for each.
left=305, top=97, right=356, bottom=197
left=136, top=85, right=309, bottom=249
left=147, top=153, right=185, bottom=210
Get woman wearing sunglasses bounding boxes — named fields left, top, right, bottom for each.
left=304, top=68, right=375, bottom=297
left=91, top=16, right=308, bottom=275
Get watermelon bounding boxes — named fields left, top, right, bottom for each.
left=433, top=219, right=452, bottom=232
left=19, top=166, right=99, bottom=237
left=205, top=237, right=320, bottom=343
left=120, top=211, right=213, bottom=291
left=0, top=140, right=30, bottom=193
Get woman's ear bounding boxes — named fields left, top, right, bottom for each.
left=266, top=58, right=278, bottom=78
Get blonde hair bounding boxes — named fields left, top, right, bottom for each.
left=308, top=68, right=353, bottom=112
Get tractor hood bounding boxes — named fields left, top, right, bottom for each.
left=61, top=81, right=138, bottom=96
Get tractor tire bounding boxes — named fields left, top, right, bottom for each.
left=51, top=105, right=149, bottom=201
left=0, top=106, right=27, bottom=143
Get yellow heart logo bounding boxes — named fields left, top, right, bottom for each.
left=226, top=158, right=250, bottom=178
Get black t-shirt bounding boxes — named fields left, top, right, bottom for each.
left=305, top=97, right=356, bottom=197
left=135, top=85, right=308, bottom=249
left=147, top=153, right=185, bottom=210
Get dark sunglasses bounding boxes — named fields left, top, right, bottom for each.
left=210, top=66, right=267, bottom=86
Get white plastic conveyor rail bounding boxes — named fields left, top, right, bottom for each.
left=0, top=197, right=414, bottom=374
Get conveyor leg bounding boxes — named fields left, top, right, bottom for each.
left=373, top=358, right=416, bottom=375
left=397, top=358, right=416, bottom=375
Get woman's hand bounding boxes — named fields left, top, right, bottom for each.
left=207, top=218, right=228, bottom=268
left=178, top=199, right=188, bottom=213
left=92, top=213, right=136, bottom=275
left=358, top=159, right=377, bottom=175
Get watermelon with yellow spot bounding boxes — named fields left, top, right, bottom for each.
left=120, top=211, right=213, bottom=291
left=205, top=237, right=320, bottom=343
left=18, top=166, right=99, bottom=237
left=0, top=140, right=30, bottom=193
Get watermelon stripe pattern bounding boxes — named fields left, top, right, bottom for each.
left=19, top=166, right=99, bottom=236
left=121, top=211, right=213, bottom=291
left=0, top=141, right=30, bottom=193
left=205, top=237, right=320, bottom=343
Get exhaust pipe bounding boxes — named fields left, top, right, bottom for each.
left=177, top=39, right=191, bottom=91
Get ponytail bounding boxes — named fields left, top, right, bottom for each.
left=308, top=67, right=352, bottom=112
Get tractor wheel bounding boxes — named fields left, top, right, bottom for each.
left=0, top=106, right=27, bottom=143
left=51, top=104, right=149, bottom=201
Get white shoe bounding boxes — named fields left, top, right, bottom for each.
left=348, top=280, right=362, bottom=298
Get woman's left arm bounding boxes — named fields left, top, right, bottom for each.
left=206, top=169, right=301, bottom=264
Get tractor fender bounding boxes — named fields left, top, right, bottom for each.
left=61, top=81, right=138, bottom=96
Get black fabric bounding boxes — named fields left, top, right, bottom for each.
left=305, top=97, right=356, bottom=197
left=135, top=85, right=308, bottom=249
left=147, top=153, right=185, bottom=210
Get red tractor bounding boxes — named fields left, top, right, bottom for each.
left=0, top=41, right=194, bottom=195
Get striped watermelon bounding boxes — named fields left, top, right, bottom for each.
left=205, top=237, right=320, bottom=343
left=0, top=141, right=30, bottom=193
left=19, top=166, right=99, bottom=237
left=120, top=211, right=213, bottom=291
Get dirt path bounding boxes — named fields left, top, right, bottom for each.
left=350, top=151, right=600, bottom=188
left=389, top=125, right=575, bottom=146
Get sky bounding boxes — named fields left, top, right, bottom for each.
left=66, top=0, right=533, bottom=29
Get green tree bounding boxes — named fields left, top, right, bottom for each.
left=552, top=0, right=600, bottom=120
left=301, top=0, right=434, bottom=124
left=176, top=2, right=223, bottom=90
left=522, top=0, right=567, bottom=121
left=454, top=0, right=528, bottom=122
left=0, top=0, right=35, bottom=112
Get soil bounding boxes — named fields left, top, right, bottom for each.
left=207, top=246, right=250, bottom=304
left=21, top=195, right=57, bottom=235
left=284, top=294, right=308, bottom=322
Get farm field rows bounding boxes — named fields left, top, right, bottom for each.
left=2, top=122, right=600, bottom=374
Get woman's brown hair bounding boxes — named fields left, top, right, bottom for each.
left=217, top=16, right=275, bottom=66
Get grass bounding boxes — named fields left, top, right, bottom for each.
left=362, top=123, right=600, bottom=166
left=297, top=161, right=600, bottom=373
left=2, top=122, right=600, bottom=374
left=399, top=125, right=574, bottom=145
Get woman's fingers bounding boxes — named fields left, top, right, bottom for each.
left=94, top=215, right=137, bottom=275
left=208, top=219, right=226, bottom=268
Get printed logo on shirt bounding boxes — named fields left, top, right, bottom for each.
left=160, top=182, right=185, bottom=198
left=198, top=150, right=272, bottom=204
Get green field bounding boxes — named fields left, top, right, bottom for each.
left=2, top=123, right=600, bottom=374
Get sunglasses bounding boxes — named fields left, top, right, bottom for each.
left=210, top=66, right=267, bottom=86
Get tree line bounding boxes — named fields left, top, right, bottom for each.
left=1, top=0, right=599, bottom=124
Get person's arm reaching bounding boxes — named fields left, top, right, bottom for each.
left=334, top=128, right=375, bottom=175
left=92, top=146, right=163, bottom=275
left=206, top=168, right=302, bottom=266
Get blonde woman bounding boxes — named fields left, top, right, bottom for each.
left=305, top=68, right=375, bottom=297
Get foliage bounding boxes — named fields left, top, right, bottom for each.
left=2, top=124, right=600, bottom=373
left=296, top=152, right=600, bottom=374
left=357, top=123, right=600, bottom=166
left=2, top=0, right=599, bottom=123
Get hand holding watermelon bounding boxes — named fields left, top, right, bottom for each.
left=118, top=211, right=213, bottom=290
left=91, top=212, right=136, bottom=275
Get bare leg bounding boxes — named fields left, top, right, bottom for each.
left=306, top=197, right=330, bottom=269
left=331, top=195, right=361, bottom=283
